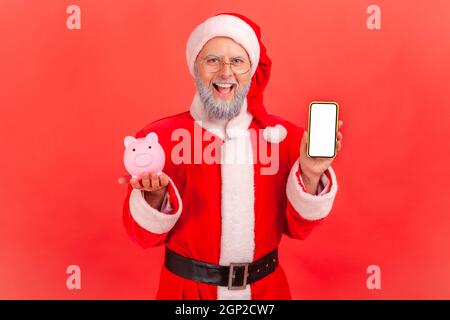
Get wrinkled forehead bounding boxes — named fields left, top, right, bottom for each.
left=197, top=36, right=250, bottom=60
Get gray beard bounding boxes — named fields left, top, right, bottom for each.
left=194, top=66, right=251, bottom=121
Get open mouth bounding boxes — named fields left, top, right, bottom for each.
left=212, top=83, right=236, bottom=98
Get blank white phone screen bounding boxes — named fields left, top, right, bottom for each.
left=308, top=103, right=337, bottom=157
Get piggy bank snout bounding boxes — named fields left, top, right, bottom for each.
left=135, top=153, right=153, bottom=167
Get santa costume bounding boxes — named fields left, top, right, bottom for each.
left=122, top=13, right=338, bottom=300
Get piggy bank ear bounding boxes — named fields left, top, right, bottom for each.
left=145, top=132, right=158, bottom=144
left=124, top=136, right=137, bottom=148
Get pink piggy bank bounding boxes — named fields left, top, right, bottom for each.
left=123, top=132, right=165, bottom=179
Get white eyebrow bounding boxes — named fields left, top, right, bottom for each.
left=231, top=55, right=247, bottom=60
left=204, top=54, right=248, bottom=60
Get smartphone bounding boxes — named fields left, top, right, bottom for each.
left=307, top=101, right=339, bottom=158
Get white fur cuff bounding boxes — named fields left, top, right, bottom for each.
left=129, top=179, right=183, bottom=234
left=286, top=159, right=338, bottom=220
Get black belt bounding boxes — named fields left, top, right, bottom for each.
left=164, top=246, right=279, bottom=290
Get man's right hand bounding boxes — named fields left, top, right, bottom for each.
left=118, top=172, right=170, bottom=210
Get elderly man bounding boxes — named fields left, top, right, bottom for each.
left=119, top=13, right=343, bottom=300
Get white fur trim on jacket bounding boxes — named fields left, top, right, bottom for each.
left=186, top=14, right=260, bottom=78
left=286, top=159, right=338, bottom=221
left=189, top=91, right=255, bottom=300
left=128, top=178, right=183, bottom=234
left=217, top=129, right=254, bottom=300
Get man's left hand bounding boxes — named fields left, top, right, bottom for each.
left=299, top=120, right=343, bottom=193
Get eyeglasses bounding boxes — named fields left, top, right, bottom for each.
left=199, top=55, right=251, bottom=74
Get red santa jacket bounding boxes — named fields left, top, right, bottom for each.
left=122, top=93, right=338, bottom=300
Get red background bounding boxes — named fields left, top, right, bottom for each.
left=1, top=0, right=449, bottom=299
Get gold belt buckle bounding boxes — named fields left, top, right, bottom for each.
left=228, top=263, right=249, bottom=290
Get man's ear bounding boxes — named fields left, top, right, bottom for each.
left=193, top=61, right=200, bottom=75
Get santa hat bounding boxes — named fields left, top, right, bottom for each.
left=186, top=13, right=287, bottom=143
